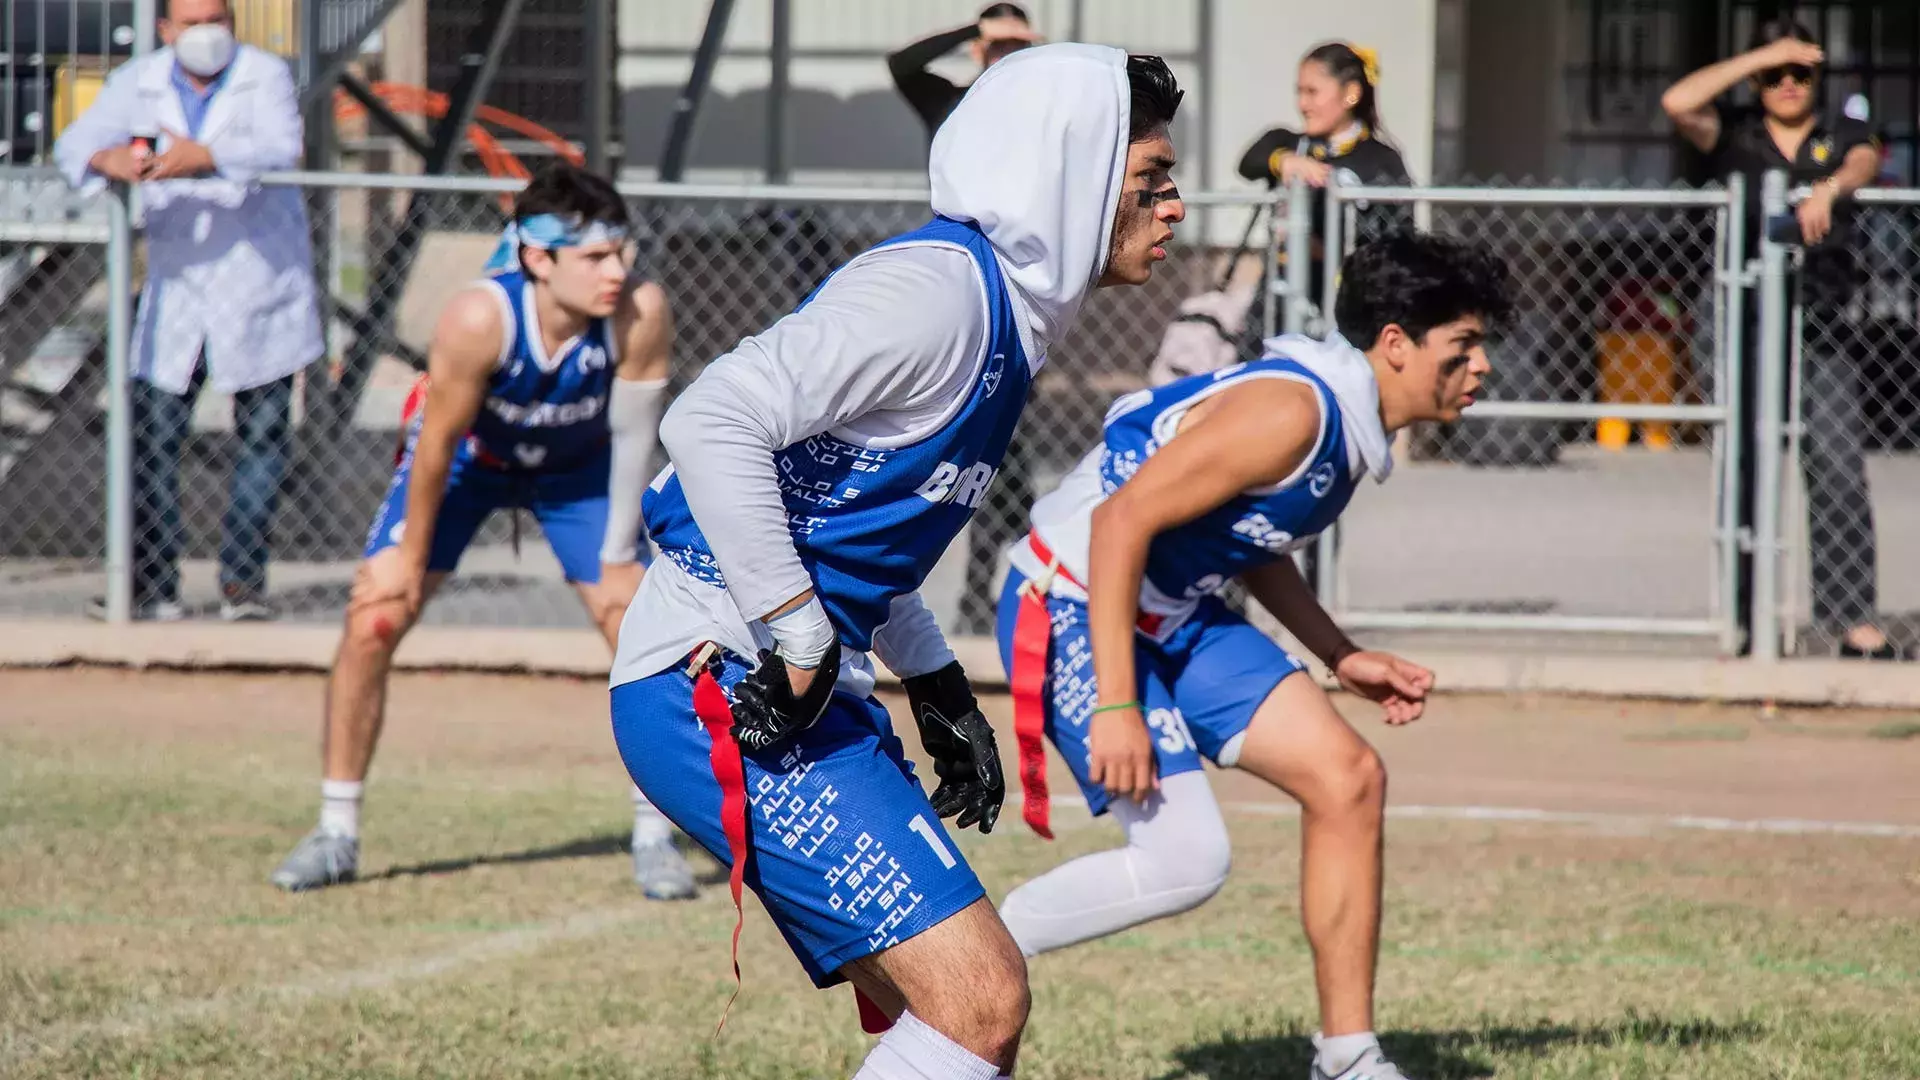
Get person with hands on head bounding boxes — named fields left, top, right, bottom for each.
left=609, top=46, right=1186, bottom=1080
left=996, top=231, right=1513, bottom=1080
left=268, top=163, right=700, bottom=900
left=1662, top=18, right=1903, bottom=661
left=887, top=3, right=1042, bottom=138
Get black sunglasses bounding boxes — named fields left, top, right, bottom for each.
left=1759, top=64, right=1816, bottom=88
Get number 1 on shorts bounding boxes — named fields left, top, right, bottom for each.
left=908, top=814, right=958, bottom=869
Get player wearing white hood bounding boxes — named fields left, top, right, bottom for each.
left=608, top=44, right=1185, bottom=1080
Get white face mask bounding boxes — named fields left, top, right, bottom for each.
left=173, top=23, right=235, bottom=78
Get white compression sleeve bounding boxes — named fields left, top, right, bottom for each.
left=852, top=1010, right=1000, bottom=1080
left=601, top=375, right=669, bottom=564
left=997, top=771, right=1232, bottom=957
left=657, top=246, right=985, bottom=622
left=869, top=591, right=957, bottom=679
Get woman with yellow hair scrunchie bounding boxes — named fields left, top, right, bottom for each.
left=1239, top=41, right=1405, bottom=193
left=1237, top=41, right=1411, bottom=345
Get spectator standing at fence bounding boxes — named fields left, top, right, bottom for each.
left=887, top=4, right=1040, bottom=139
left=1662, top=18, right=1903, bottom=660
left=1236, top=42, right=1410, bottom=353
left=267, top=164, right=698, bottom=898
left=53, top=0, right=319, bottom=622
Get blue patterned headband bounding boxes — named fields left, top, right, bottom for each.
left=484, top=213, right=630, bottom=273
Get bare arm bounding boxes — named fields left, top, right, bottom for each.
left=1084, top=379, right=1321, bottom=800
left=1661, top=38, right=1822, bottom=153
left=1797, top=141, right=1884, bottom=244
left=616, top=280, right=673, bottom=383
left=1240, top=556, right=1355, bottom=670
left=397, top=291, right=502, bottom=575
left=1829, top=143, right=1883, bottom=198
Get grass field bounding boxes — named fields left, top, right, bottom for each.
left=4, top=668, right=1919, bottom=1079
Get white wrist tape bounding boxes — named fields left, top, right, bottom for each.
left=765, top=596, right=837, bottom=669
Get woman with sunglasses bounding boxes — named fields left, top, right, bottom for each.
left=1662, top=18, right=1902, bottom=660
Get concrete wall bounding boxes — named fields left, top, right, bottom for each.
left=1206, top=0, right=1436, bottom=187
left=614, top=0, right=1435, bottom=200
left=615, top=0, right=1206, bottom=184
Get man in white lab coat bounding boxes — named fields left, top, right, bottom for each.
left=54, top=0, right=321, bottom=621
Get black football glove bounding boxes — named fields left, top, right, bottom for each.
left=902, top=660, right=1005, bottom=834
left=730, top=638, right=843, bottom=755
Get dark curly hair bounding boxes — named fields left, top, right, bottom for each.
left=1334, top=231, right=1515, bottom=349
left=1125, top=54, right=1184, bottom=143
left=512, top=161, right=629, bottom=229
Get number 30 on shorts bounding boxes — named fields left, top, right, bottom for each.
left=1145, top=707, right=1197, bottom=754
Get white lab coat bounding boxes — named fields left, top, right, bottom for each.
left=53, top=45, right=322, bottom=395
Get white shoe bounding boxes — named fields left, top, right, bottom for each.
left=86, top=596, right=186, bottom=622
left=270, top=829, right=360, bottom=891
left=220, top=595, right=279, bottom=622
left=1312, top=1041, right=1413, bottom=1080
left=631, top=834, right=698, bottom=901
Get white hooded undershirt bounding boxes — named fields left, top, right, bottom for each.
left=611, top=44, right=1132, bottom=695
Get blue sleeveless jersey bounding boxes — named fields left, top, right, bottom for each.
left=1103, top=355, right=1360, bottom=604
left=644, top=216, right=1031, bottom=651
left=468, top=268, right=619, bottom=471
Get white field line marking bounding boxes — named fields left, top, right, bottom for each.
left=1049, top=794, right=1920, bottom=839
left=12, top=803, right=1917, bottom=1062
left=3, top=904, right=651, bottom=1065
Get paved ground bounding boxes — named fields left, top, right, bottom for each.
left=6, top=445, right=1917, bottom=659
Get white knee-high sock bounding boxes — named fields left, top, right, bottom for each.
left=852, top=1011, right=999, bottom=1080
left=999, top=771, right=1231, bottom=957
left=631, top=784, right=672, bottom=845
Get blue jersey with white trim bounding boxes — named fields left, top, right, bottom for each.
left=644, top=216, right=1031, bottom=652
left=1101, top=354, right=1359, bottom=604
left=467, top=268, right=619, bottom=471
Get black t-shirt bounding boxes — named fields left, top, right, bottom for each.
left=1707, top=103, right=1879, bottom=296
left=886, top=25, right=979, bottom=138
left=1236, top=126, right=1412, bottom=301
left=1237, top=126, right=1411, bottom=190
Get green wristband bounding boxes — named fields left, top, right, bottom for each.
left=1091, top=701, right=1141, bottom=716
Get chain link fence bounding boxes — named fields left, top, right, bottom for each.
left=0, top=172, right=1270, bottom=629
left=1775, top=185, right=1920, bottom=659
left=0, top=166, right=118, bottom=615
left=4, top=166, right=1914, bottom=664
left=1302, top=181, right=1745, bottom=653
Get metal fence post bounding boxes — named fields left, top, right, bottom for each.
left=1315, top=182, right=1347, bottom=605
left=1717, top=173, right=1746, bottom=655
left=103, top=182, right=135, bottom=625
left=1282, top=176, right=1311, bottom=335
left=1751, top=170, right=1790, bottom=661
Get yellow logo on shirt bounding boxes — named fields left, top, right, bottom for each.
left=1812, top=138, right=1833, bottom=164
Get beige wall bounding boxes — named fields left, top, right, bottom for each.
left=614, top=0, right=1429, bottom=201
left=1207, top=0, right=1437, bottom=189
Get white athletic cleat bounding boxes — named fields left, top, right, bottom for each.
left=86, top=596, right=186, bottom=622
left=270, top=829, right=359, bottom=891
left=219, top=595, right=279, bottom=622
left=631, top=835, right=698, bottom=901
left=1312, top=1042, right=1415, bottom=1080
